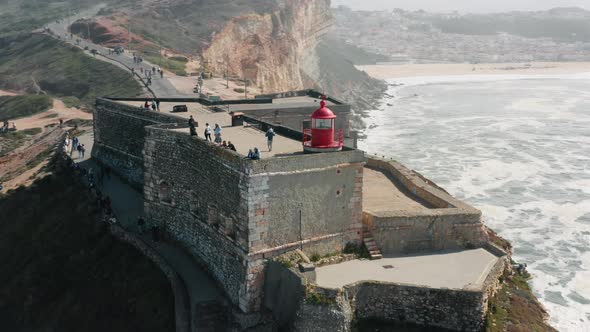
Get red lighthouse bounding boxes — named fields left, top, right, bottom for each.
left=303, top=100, right=343, bottom=153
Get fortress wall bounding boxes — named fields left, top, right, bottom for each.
left=253, top=162, right=364, bottom=252
left=364, top=157, right=489, bottom=254
left=266, top=261, right=503, bottom=332
left=364, top=210, right=489, bottom=254
left=366, top=157, right=478, bottom=210
left=93, top=98, right=184, bottom=188
left=141, top=121, right=366, bottom=312
left=143, top=126, right=252, bottom=310
left=346, top=282, right=486, bottom=332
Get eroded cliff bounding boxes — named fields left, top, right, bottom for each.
left=202, top=0, right=333, bottom=93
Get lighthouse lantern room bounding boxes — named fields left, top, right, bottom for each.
left=303, top=99, right=344, bottom=153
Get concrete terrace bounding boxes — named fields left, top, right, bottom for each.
left=363, top=168, right=431, bottom=213
left=315, top=248, right=499, bottom=290
left=119, top=100, right=305, bottom=157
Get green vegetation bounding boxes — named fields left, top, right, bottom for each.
left=0, top=94, right=52, bottom=120
left=0, top=127, right=43, bottom=158
left=144, top=55, right=188, bottom=76
left=0, top=156, right=175, bottom=331
left=304, top=283, right=336, bottom=306
left=486, top=273, right=556, bottom=332
left=0, top=34, right=142, bottom=109
left=343, top=242, right=371, bottom=259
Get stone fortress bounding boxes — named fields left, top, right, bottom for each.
left=92, top=90, right=508, bottom=332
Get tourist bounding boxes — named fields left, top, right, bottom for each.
left=151, top=101, right=157, bottom=111
left=214, top=123, right=222, bottom=143
left=71, top=136, right=79, bottom=156
left=204, top=123, right=212, bottom=141
left=81, top=144, right=86, bottom=158
left=265, top=127, right=276, bottom=152
left=222, top=140, right=228, bottom=148
left=59, top=118, right=64, bottom=128
left=248, top=148, right=261, bottom=160
left=156, top=99, right=161, bottom=110
left=144, top=100, right=149, bottom=109
left=227, top=141, right=236, bottom=151
left=189, top=116, right=197, bottom=136
left=64, top=136, right=71, bottom=154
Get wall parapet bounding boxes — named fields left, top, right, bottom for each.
left=364, top=156, right=489, bottom=254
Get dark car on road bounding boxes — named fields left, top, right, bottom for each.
left=172, top=105, right=188, bottom=113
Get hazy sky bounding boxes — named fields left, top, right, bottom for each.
left=332, top=0, right=590, bottom=13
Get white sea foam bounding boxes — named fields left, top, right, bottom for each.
left=361, top=76, right=590, bottom=331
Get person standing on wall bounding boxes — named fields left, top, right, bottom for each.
left=204, top=123, right=212, bottom=141
left=214, top=123, right=222, bottom=144
left=188, top=116, right=198, bottom=136
left=265, top=127, right=276, bottom=152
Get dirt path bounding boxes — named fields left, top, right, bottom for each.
left=1, top=99, right=93, bottom=191
left=14, top=99, right=92, bottom=131
left=0, top=89, right=21, bottom=97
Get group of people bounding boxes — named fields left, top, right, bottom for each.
left=186, top=117, right=281, bottom=161
left=188, top=116, right=237, bottom=151
left=1, top=120, right=16, bottom=133
left=63, top=133, right=86, bottom=159
left=143, top=99, right=161, bottom=111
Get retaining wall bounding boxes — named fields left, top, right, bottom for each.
left=265, top=252, right=508, bottom=332
left=364, top=157, right=489, bottom=254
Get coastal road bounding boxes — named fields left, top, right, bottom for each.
left=44, top=6, right=188, bottom=98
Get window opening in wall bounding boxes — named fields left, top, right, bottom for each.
left=159, top=181, right=172, bottom=204
left=208, top=205, right=219, bottom=227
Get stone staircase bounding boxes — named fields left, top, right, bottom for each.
left=362, top=227, right=383, bottom=260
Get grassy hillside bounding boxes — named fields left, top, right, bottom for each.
left=0, top=157, right=174, bottom=331
left=0, top=94, right=53, bottom=120
left=0, top=34, right=141, bottom=108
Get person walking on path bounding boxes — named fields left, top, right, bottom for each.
left=214, top=123, right=222, bottom=144
left=71, top=136, right=79, bottom=156
left=265, top=127, right=276, bottom=152
left=204, top=123, right=212, bottom=141
left=188, top=116, right=197, bottom=136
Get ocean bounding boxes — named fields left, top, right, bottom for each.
left=360, top=74, right=590, bottom=331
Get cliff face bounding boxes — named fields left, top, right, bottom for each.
left=203, top=0, right=333, bottom=93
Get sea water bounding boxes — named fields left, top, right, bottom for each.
left=360, top=74, right=590, bottom=331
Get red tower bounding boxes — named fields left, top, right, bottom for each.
left=303, top=100, right=343, bottom=153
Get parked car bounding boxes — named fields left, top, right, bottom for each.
left=172, top=105, right=188, bottom=113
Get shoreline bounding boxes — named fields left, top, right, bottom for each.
left=357, top=62, right=590, bottom=80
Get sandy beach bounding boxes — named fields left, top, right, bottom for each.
left=357, top=62, right=590, bottom=80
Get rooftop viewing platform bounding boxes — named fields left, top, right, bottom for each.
left=116, top=100, right=308, bottom=158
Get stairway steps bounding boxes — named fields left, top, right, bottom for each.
left=362, top=227, right=383, bottom=260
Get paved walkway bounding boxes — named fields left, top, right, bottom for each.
left=363, top=168, right=430, bottom=213
left=315, top=248, right=499, bottom=290
left=75, top=131, right=221, bottom=321
left=44, top=6, right=187, bottom=98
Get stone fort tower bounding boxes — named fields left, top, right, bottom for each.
left=93, top=94, right=365, bottom=312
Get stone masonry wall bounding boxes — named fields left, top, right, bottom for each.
left=143, top=125, right=251, bottom=310
left=143, top=125, right=365, bottom=313
left=92, top=98, right=184, bottom=188
left=347, top=282, right=486, bottom=332
left=364, top=157, right=489, bottom=255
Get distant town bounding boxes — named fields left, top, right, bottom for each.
left=333, top=6, right=590, bottom=63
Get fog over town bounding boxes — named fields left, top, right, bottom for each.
left=332, top=0, right=590, bottom=13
